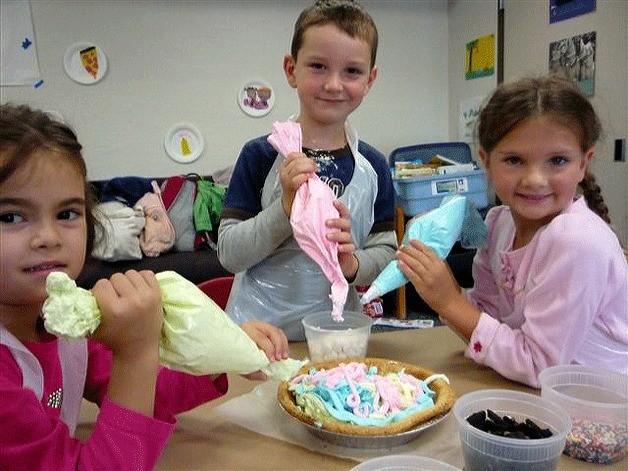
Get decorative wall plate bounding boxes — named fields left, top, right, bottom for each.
left=238, top=79, right=275, bottom=117
left=63, top=42, right=107, bottom=84
left=164, top=123, right=204, bottom=163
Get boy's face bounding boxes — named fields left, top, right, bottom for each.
left=284, top=23, right=377, bottom=128
left=0, top=152, right=87, bottom=309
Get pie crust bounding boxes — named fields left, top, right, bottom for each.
left=277, top=357, right=456, bottom=436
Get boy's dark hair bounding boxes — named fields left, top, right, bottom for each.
left=477, top=75, right=610, bottom=225
left=0, top=104, right=99, bottom=253
left=291, top=0, right=378, bottom=68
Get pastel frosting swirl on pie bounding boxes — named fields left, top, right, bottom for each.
left=278, top=358, right=456, bottom=436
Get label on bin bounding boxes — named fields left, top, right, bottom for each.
left=432, top=177, right=468, bottom=196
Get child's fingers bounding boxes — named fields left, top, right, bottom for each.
left=242, top=370, right=268, bottom=381
left=241, top=321, right=289, bottom=361
left=397, top=259, right=420, bottom=286
left=326, top=201, right=352, bottom=238
left=397, top=243, right=430, bottom=278
left=282, top=152, right=318, bottom=178
left=332, top=199, right=350, bottom=218
left=104, top=270, right=160, bottom=309
left=406, top=239, right=439, bottom=261
left=103, top=270, right=144, bottom=298
left=91, top=276, right=117, bottom=298
left=259, top=322, right=289, bottom=360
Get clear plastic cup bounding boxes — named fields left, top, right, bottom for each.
left=302, top=310, right=373, bottom=363
left=539, top=364, right=628, bottom=464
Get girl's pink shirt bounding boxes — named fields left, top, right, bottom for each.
left=465, top=197, right=628, bottom=387
left=0, top=338, right=228, bottom=470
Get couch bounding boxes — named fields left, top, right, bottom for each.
left=75, top=176, right=232, bottom=289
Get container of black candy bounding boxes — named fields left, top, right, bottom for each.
left=453, top=389, right=571, bottom=471
left=466, top=409, right=553, bottom=439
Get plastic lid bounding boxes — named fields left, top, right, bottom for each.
left=352, top=454, right=461, bottom=471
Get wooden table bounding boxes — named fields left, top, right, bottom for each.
left=77, top=327, right=627, bottom=470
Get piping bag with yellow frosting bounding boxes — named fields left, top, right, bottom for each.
left=360, top=195, right=487, bottom=304
left=42, top=271, right=305, bottom=380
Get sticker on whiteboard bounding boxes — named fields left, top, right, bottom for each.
left=63, top=42, right=107, bottom=84
left=432, top=177, right=468, bottom=196
left=238, top=79, right=275, bottom=117
left=164, top=124, right=204, bottom=163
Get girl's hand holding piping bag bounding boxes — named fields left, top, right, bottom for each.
left=397, top=240, right=480, bottom=340
left=90, top=270, right=164, bottom=416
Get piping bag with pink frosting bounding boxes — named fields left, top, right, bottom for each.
left=267, top=121, right=348, bottom=322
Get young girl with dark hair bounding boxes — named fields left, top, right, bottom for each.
left=0, top=104, right=288, bottom=469
left=397, top=76, right=627, bottom=387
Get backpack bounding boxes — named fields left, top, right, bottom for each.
left=134, top=180, right=175, bottom=257
left=161, top=175, right=199, bottom=251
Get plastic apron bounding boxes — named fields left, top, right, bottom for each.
left=0, top=323, right=87, bottom=435
left=227, top=122, right=377, bottom=341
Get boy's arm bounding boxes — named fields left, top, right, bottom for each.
left=217, top=198, right=293, bottom=273
left=352, top=230, right=397, bottom=286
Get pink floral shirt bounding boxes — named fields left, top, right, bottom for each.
left=465, top=197, right=627, bottom=387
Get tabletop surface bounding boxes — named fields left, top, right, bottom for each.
left=76, top=326, right=627, bottom=470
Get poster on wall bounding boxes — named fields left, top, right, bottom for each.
left=459, top=96, right=486, bottom=143
left=550, top=0, right=596, bottom=24
left=465, top=34, right=494, bottom=80
left=549, top=31, right=596, bottom=96
left=0, top=0, right=41, bottom=86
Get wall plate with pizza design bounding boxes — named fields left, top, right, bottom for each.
left=164, top=123, right=204, bottom=163
left=63, top=42, right=108, bottom=84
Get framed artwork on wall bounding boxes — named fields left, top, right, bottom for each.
left=549, top=31, right=596, bottom=96
left=550, top=0, right=596, bottom=24
left=465, top=34, right=495, bottom=80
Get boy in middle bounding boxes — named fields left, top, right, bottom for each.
left=218, top=0, right=397, bottom=341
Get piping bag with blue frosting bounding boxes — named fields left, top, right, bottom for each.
left=42, top=271, right=305, bottom=380
left=360, top=195, right=487, bottom=304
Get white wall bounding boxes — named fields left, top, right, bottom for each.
left=1, top=0, right=449, bottom=180
left=447, top=0, right=627, bottom=245
left=446, top=0, right=498, bottom=205
left=446, top=0, right=497, bottom=146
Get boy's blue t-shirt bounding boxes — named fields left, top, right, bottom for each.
left=222, top=135, right=395, bottom=232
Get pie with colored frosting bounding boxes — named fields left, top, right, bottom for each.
left=277, top=357, right=456, bottom=436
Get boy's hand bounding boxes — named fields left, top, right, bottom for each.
left=279, top=151, right=318, bottom=217
left=326, top=200, right=358, bottom=280
left=241, top=320, right=289, bottom=362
